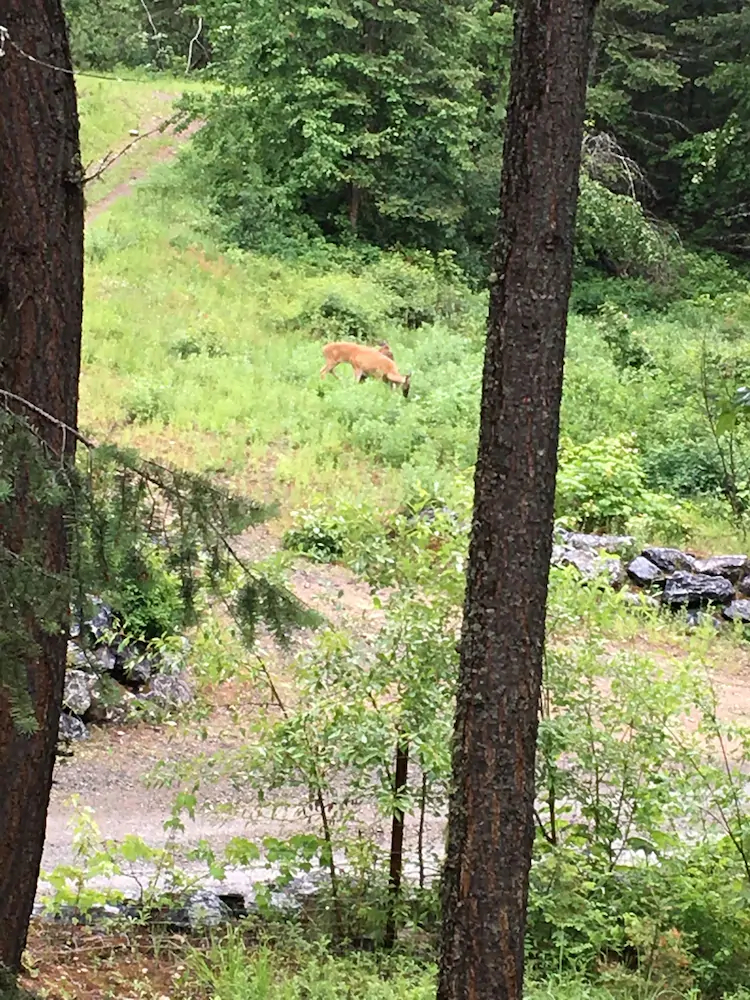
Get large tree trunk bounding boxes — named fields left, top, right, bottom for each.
left=0, top=0, right=84, bottom=974
left=437, top=3, right=597, bottom=999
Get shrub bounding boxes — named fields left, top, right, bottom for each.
left=556, top=433, right=690, bottom=541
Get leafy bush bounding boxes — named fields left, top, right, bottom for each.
left=556, top=433, right=690, bottom=541
left=111, top=543, right=185, bottom=641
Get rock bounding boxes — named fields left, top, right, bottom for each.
left=103, top=689, right=136, bottom=724
left=738, top=575, right=750, bottom=597
left=723, top=600, right=750, bottom=624
left=66, top=641, right=91, bottom=670
left=115, top=644, right=153, bottom=687
left=693, top=555, right=749, bottom=583
left=63, top=670, right=92, bottom=717
left=661, top=571, right=735, bottom=609
left=159, top=890, right=230, bottom=930
left=626, top=556, right=665, bottom=587
left=85, top=598, right=117, bottom=641
left=552, top=546, right=625, bottom=588
left=686, top=610, right=722, bottom=631
left=145, top=673, right=193, bottom=709
left=641, top=547, right=696, bottom=573
left=621, top=591, right=660, bottom=610
left=92, top=645, right=117, bottom=673
left=556, top=529, right=635, bottom=555
left=58, top=712, right=90, bottom=741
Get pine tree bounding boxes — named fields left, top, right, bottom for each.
left=189, top=0, right=483, bottom=250
left=437, top=0, right=598, bottom=996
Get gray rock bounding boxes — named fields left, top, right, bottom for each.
left=145, top=673, right=193, bottom=709
left=662, top=571, right=735, bottom=609
left=66, top=641, right=91, bottom=670
left=93, top=645, right=117, bottom=673
left=86, top=597, right=116, bottom=641
left=641, top=547, right=696, bottom=573
left=723, top=600, right=750, bottom=624
left=626, top=556, right=665, bottom=587
left=116, top=645, right=153, bottom=687
left=556, top=529, right=635, bottom=555
left=693, top=555, right=749, bottom=583
left=63, top=669, right=92, bottom=717
left=58, top=712, right=90, bottom=741
left=552, top=546, right=625, bottom=588
left=621, top=591, right=660, bottom=610
left=686, top=610, right=722, bottom=630
left=162, top=890, right=230, bottom=930
left=738, top=575, right=750, bottom=597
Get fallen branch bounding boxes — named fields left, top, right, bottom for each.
left=83, top=116, right=178, bottom=186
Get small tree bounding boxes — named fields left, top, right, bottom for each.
left=437, top=1, right=598, bottom=999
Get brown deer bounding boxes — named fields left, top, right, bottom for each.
left=320, top=342, right=411, bottom=397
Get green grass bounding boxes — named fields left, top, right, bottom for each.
left=78, top=73, right=205, bottom=207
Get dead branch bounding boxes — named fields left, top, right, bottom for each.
left=83, top=116, right=178, bottom=186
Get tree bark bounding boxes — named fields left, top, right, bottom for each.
left=437, top=2, right=597, bottom=999
left=384, top=739, right=409, bottom=949
left=0, top=0, right=84, bottom=974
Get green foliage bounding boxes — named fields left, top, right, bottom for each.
left=556, top=434, right=689, bottom=540
left=0, top=412, right=317, bottom=730
left=64, top=0, right=202, bottom=71
left=180, top=0, right=500, bottom=257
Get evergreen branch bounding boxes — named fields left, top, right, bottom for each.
left=0, top=390, right=96, bottom=449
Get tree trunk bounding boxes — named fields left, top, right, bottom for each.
left=437, top=2, right=597, bottom=999
left=384, top=740, right=409, bottom=949
left=0, top=0, right=84, bottom=974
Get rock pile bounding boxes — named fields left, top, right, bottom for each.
left=59, top=597, right=193, bottom=743
left=552, top=529, right=750, bottom=629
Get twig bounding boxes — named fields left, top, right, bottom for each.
left=186, top=17, right=204, bottom=74
left=83, top=117, right=178, bottom=186
left=0, top=389, right=97, bottom=449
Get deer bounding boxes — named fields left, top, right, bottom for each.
left=320, top=341, right=411, bottom=398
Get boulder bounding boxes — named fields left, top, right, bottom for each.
left=626, top=556, right=665, bottom=587
left=92, top=645, right=117, bottom=674
left=661, top=571, right=735, bottom=609
left=641, top=547, right=696, bottom=574
left=115, top=644, right=153, bottom=687
left=159, top=890, right=230, bottom=930
left=63, top=670, right=92, bottom=717
left=552, top=545, right=625, bottom=588
left=621, top=591, right=660, bottom=610
left=66, top=641, right=91, bottom=671
left=85, top=597, right=117, bottom=641
left=723, top=600, right=750, bottom=624
left=556, top=529, right=634, bottom=556
left=686, top=610, right=722, bottom=631
left=58, top=712, right=90, bottom=741
left=145, top=673, right=193, bottom=709
left=693, top=555, right=749, bottom=583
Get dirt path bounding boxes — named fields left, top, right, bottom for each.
left=85, top=118, right=204, bottom=224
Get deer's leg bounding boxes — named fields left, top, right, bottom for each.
left=320, top=361, right=339, bottom=379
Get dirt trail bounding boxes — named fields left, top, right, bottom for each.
left=85, top=118, right=203, bottom=224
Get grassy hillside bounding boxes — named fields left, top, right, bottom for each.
left=79, top=73, right=205, bottom=207
left=81, top=147, right=750, bottom=549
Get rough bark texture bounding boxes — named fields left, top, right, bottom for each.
left=0, top=0, right=84, bottom=973
left=437, top=2, right=598, bottom=999
left=384, top=740, right=409, bottom=949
